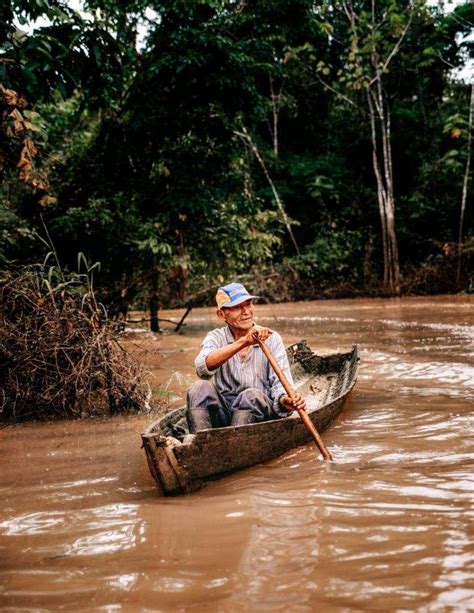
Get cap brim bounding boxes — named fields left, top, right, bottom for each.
left=221, top=294, right=259, bottom=308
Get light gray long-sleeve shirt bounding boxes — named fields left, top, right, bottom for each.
left=194, top=326, right=294, bottom=417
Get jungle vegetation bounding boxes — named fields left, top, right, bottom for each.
left=1, top=0, right=473, bottom=325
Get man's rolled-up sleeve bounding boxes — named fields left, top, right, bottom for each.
left=195, top=332, right=219, bottom=379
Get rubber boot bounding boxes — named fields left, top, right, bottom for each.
left=231, top=410, right=257, bottom=427
left=186, top=407, right=212, bottom=433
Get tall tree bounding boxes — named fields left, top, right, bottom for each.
left=313, top=0, right=426, bottom=294
left=457, top=83, right=473, bottom=282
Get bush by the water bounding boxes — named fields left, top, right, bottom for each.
left=0, top=261, right=149, bottom=422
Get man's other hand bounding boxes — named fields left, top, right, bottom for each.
left=280, top=392, right=306, bottom=412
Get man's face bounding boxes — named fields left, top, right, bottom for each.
left=218, top=299, right=255, bottom=331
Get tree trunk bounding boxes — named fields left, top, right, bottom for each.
left=269, top=77, right=280, bottom=158
left=149, top=272, right=160, bottom=333
left=367, top=86, right=400, bottom=296
left=378, top=87, right=400, bottom=295
left=457, top=83, right=474, bottom=284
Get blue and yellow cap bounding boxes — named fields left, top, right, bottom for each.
left=216, top=283, right=259, bottom=309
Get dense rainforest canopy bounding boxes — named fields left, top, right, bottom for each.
left=1, top=0, right=473, bottom=322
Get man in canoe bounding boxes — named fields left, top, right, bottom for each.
left=186, top=282, right=306, bottom=432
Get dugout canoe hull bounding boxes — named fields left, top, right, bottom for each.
left=142, top=341, right=359, bottom=496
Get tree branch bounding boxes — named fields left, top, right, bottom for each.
left=234, top=125, right=300, bottom=254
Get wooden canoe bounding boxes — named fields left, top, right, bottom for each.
left=142, top=341, right=359, bottom=496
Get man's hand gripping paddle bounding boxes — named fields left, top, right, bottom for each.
left=253, top=333, right=333, bottom=461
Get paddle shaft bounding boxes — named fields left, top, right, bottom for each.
left=256, top=338, right=333, bottom=461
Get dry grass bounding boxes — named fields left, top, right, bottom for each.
left=0, top=265, right=151, bottom=422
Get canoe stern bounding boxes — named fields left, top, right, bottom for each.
left=141, top=431, right=200, bottom=495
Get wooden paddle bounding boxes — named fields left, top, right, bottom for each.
left=255, top=336, right=333, bottom=461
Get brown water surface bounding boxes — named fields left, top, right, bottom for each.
left=1, top=296, right=473, bottom=611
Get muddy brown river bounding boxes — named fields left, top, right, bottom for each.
left=1, top=296, right=473, bottom=611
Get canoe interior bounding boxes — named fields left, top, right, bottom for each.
left=142, top=341, right=359, bottom=495
left=147, top=341, right=357, bottom=441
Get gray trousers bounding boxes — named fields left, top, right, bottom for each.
left=187, top=380, right=279, bottom=428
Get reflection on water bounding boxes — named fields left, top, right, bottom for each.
left=1, top=295, right=473, bottom=610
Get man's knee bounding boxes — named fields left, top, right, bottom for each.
left=233, top=388, right=272, bottom=420
left=238, top=388, right=267, bottom=405
left=188, top=380, right=214, bottom=396
left=187, top=380, right=218, bottom=408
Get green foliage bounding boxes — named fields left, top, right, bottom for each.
left=0, top=199, right=35, bottom=265
left=286, top=227, right=365, bottom=285
left=1, top=1, right=132, bottom=106
left=1, top=0, right=473, bottom=303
